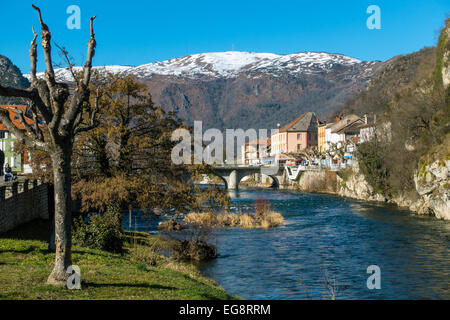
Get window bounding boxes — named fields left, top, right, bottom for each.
left=297, top=144, right=302, bottom=151
left=0, top=131, right=5, bottom=139
left=297, top=134, right=301, bottom=140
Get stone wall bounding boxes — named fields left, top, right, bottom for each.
left=0, top=180, right=49, bottom=233
left=293, top=169, right=338, bottom=194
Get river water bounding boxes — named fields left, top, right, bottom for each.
left=130, top=187, right=450, bottom=300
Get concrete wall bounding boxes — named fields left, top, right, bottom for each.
left=0, top=180, right=49, bottom=233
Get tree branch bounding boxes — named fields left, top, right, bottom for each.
left=83, top=16, right=97, bottom=86
left=29, top=26, right=38, bottom=83
left=74, top=90, right=101, bottom=135
left=64, top=16, right=97, bottom=129
left=32, top=4, right=57, bottom=90
left=54, top=42, right=79, bottom=86
left=15, top=108, right=38, bottom=140
left=0, top=109, right=48, bottom=151
left=0, top=85, right=36, bottom=99
left=0, top=82, right=52, bottom=125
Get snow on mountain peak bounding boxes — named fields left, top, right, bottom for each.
left=25, top=51, right=366, bottom=82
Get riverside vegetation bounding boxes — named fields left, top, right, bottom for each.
left=1, top=6, right=231, bottom=288
left=0, top=219, right=235, bottom=300
left=156, top=200, right=284, bottom=262
left=184, top=199, right=284, bottom=229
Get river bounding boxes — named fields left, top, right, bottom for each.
left=128, top=187, right=450, bottom=300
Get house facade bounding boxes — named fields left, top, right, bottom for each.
left=317, top=122, right=327, bottom=152
left=271, top=112, right=320, bottom=156
left=241, top=139, right=271, bottom=165
left=0, top=105, right=33, bottom=174
left=325, top=115, right=364, bottom=150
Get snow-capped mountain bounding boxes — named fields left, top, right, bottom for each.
left=129, top=51, right=366, bottom=78
left=25, top=51, right=377, bottom=82
left=17, top=51, right=383, bottom=130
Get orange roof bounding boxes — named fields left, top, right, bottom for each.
left=0, top=105, right=35, bottom=131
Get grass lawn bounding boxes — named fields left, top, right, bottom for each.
left=0, top=219, right=236, bottom=300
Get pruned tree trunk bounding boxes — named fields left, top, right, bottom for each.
left=0, top=5, right=99, bottom=287
left=47, top=148, right=73, bottom=285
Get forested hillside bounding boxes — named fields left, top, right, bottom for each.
left=338, top=18, right=449, bottom=213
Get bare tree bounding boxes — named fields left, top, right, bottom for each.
left=0, top=5, right=99, bottom=286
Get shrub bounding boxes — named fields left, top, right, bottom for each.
left=184, top=211, right=284, bottom=229
left=184, top=212, right=217, bottom=226
left=73, top=206, right=124, bottom=253
left=172, top=240, right=218, bottom=262
left=157, top=218, right=184, bottom=231
left=216, top=213, right=241, bottom=227
left=357, top=141, right=390, bottom=196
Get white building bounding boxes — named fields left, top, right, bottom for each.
left=325, top=115, right=364, bottom=151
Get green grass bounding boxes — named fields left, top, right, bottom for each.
left=0, top=220, right=236, bottom=300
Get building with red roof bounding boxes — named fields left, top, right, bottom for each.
left=0, top=105, right=35, bottom=174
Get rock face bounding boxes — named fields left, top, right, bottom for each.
left=439, top=19, right=450, bottom=88
left=335, top=160, right=450, bottom=221
left=413, top=160, right=450, bottom=220
left=0, top=55, right=30, bottom=105
left=337, top=163, right=386, bottom=202
left=295, top=170, right=337, bottom=194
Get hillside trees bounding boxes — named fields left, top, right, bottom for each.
left=353, top=18, right=450, bottom=197
left=0, top=6, right=99, bottom=285
left=71, top=74, right=230, bottom=217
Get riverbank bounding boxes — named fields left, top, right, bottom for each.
left=0, top=219, right=235, bottom=300
left=239, top=161, right=450, bottom=221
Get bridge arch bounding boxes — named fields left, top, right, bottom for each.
left=211, top=166, right=285, bottom=190
left=215, top=174, right=228, bottom=189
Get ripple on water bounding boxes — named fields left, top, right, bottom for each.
left=193, top=189, right=450, bottom=300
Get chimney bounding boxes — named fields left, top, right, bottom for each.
left=364, top=114, right=368, bottom=124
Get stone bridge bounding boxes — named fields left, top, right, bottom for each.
left=212, top=165, right=286, bottom=190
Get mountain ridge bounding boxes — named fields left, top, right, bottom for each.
left=24, top=51, right=378, bottom=81
left=19, top=50, right=382, bottom=130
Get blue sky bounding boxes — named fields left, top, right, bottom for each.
left=0, top=0, right=449, bottom=73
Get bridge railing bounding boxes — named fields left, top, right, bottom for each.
left=213, top=164, right=285, bottom=169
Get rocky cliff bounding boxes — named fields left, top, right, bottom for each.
left=412, top=159, right=450, bottom=219
left=335, top=159, right=450, bottom=220
left=0, top=55, right=30, bottom=105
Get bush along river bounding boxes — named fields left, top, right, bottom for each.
left=124, top=187, right=450, bottom=300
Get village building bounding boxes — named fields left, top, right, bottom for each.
left=270, top=112, right=320, bottom=156
left=317, top=121, right=327, bottom=152
left=241, top=139, right=271, bottom=165
left=325, top=114, right=364, bottom=151
left=0, top=105, right=35, bottom=174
